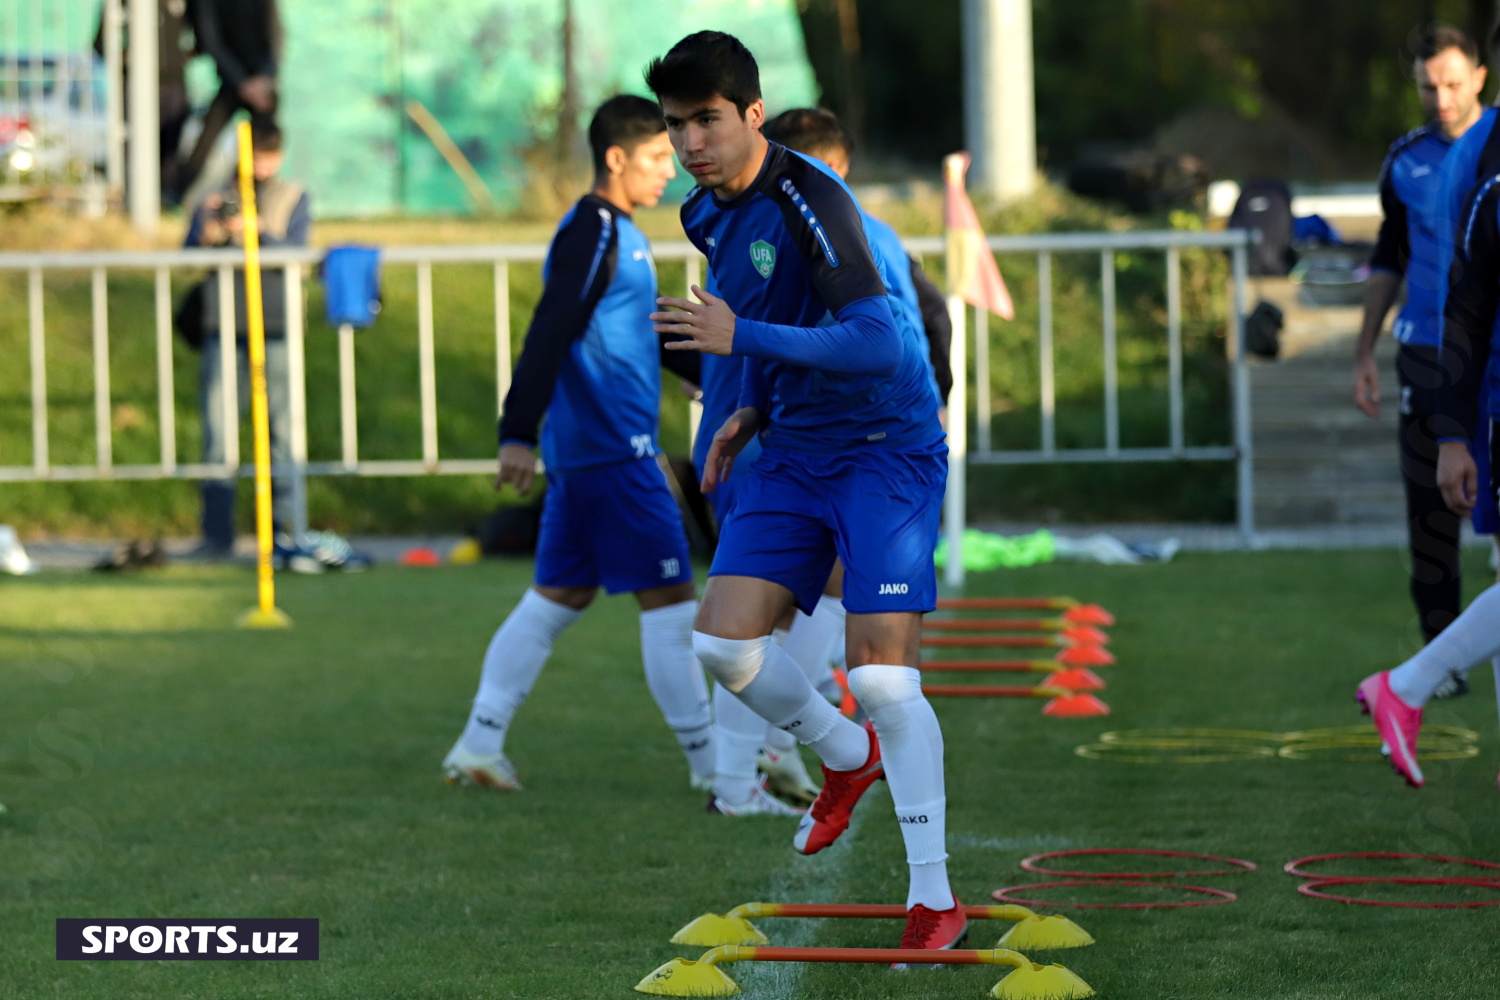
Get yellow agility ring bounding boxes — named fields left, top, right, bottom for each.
left=1075, top=742, right=1278, bottom=764
left=1282, top=725, right=1478, bottom=743
left=1099, top=728, right=1282, bottom=744
left=1077, top=724, right=1481, bottom=765
left=1278, top=741, right=1479, bottom=762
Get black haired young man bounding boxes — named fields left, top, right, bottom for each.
left=441, top=95, right=719, bottom=798
left=646, top=32, right=964, bottom=953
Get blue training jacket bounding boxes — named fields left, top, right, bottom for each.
left=498, top=194, right=698, bottom=472
left=1371, top=123, right=1454, bottom=348
left=680, top=143, right=942, bottom=454
left=691, top=200, right=942, bottom=477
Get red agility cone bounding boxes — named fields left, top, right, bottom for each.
left=1062, top=604, right=1115, bottom=627
left=1044, top=668, right=1107, bottom=693
left=1057, top=645, right=1114, bottom=667
left=1042, top=693, right=1111, bottom=718
left=1060, top=625, right=1109, bottom=646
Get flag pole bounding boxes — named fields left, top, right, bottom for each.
left=236, top=120, right=292, bottom=629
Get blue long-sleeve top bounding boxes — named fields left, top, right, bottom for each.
left=680, top=143, right=941, bottom=453
left=498, top=194, right=698, bottom=471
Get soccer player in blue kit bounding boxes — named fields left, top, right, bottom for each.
left=442, top=95, right=715, bottom=793
left=699, top=106, right=954, bottom=820
left=646, top=32, right=967, bottom=952
left=1352, top=27, right=1494, bottom=686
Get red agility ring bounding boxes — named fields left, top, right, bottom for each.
left=993, top=879, right=1238, bottom=909
left=1284, top=852, right=1500, bottom=881
left=1297, top=877, right=1500, bottom=908
left=1020, top=848, right=1259, bottom=879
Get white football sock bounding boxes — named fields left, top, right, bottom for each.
left=693, top=632, right=869, bottom=771
left=908, top=859, right=954, bottom=911
left=1388, top=584, right=1500, bottom=707
left=1493, top=658, right=1500, bottom=731
left=784, top=597, right=845, bottom=688
left=764, top=725, right=798, bottom=753
left=848, top=663, right=952, bottom=911
left=641, top=601, right=715, bottom=781
left=461, top=589, right=582, bottom=756
left=714, top=682, right=767, bottom=804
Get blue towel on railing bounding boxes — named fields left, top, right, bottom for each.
left=1292, top=214, right=1341, bottom=246
left=322, top=246, right=382, bottom=329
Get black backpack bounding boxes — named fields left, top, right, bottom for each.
left=1229, top=180, right=1297, bottom=277
left=1244, top=299, right=1284, bottom=359
left=475, top=498, right=544, bottom=556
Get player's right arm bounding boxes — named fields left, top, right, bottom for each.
left=495, top=204, right=617, bottom=494
left=734, top=166, right=902, bottom=376
left=1353, top=155, right=1407, bottom=418
left=1436, top=177, right=1500, bottom=515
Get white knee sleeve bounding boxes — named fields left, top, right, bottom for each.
left=693, top=632, right=770, bottom=693
left=847, top=663, right=922, bottom=713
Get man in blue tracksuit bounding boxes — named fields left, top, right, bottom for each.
left=1352, top=26, right=1490, bottom=668
left=647, top=31, right=965, bottom=955
left=441, top=95, right=716, bottom=796
left=693, top=108, right=954, bottom=819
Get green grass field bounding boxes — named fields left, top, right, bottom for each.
left=4, top=549, right=1500, bottom=999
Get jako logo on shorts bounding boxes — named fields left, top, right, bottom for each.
left=878, top=583, right=909, bottom=595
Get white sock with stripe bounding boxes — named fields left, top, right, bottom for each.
left=462, top=589, right=582, bottom=756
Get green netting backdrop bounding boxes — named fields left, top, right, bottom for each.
left=3, top=0, right=814, bottom=215
left=278, top=0, right=816, bottom=215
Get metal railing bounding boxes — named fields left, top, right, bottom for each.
left=0, top=229, right=1252, bottom=560
left=901, top=230, right=1254, bottom=585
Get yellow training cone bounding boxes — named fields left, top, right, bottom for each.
left=236, top=606, right=293, bottom=630
left=671, top=912, right=768, bottom=947
left=635, top=957, right=740, bottom=996
left=996, top=912, right=1096, bottom=951
left=992, top=961, right=1096, bottom=1000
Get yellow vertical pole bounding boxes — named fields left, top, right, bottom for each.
left=236, top=121, right=292, bottom=629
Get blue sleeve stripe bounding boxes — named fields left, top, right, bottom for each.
left=778, top=178, right=840, bottom=268
left=580, top=208, right=614, bottom=301
left=1463, top=174, right=1500, bottom=257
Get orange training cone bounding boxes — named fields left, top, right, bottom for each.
left=1062, top=604, right=1115, bottom=627
left=1043, top=669, right=1106, bottom=693
left=1060, top=626, right=1109, bottom=646
left=1042, top=693, right=1111, bottom=718
left=1057, top=645, right=1115, bottom=667
left=832, top=667, right=857, bottom=717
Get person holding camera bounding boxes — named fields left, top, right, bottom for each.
left=185, top=119, right=339, bottom=571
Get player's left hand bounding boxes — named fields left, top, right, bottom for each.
left=653, top=285, right=736, bottom=355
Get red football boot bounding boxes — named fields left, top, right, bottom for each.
left=792, top=722, right=883, bottom=855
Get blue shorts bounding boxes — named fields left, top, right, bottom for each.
left=710, top=444, right=947, bottom=615
left=534, top=456, right=694, bottom=594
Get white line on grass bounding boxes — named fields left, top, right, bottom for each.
left=948, top=833, right=1083, bottom=852
left=730, top=783, right=884, bottom=999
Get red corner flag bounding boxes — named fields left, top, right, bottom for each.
left=943, top=152, right=1014, bottom=320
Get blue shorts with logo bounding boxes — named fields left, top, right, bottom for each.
left=534, top=456, right=694, bottom=594
left=710, top=442, right=947, bottom=615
